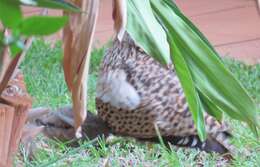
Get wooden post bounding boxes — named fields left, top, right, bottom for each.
left=0, top=104, right=14, bottom=167
left=0, top=71, right=32, bottom=167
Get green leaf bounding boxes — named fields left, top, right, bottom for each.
left=10, top=40, right=24, bottom=56
left=0, top=0, right=22, bottom=28
left=19, top=0, right=80, bottom=12
left=198, top=90, right=223, bottom=121
left=126, top=0, right=171, bottom=66
left=0, top=31, right=4, bottom=45
left=163, top=1, right=219, bottom=56
left=151, top=0, right=259, bottom=136
left=168, top=36, right=206, bottom=140
left=19, top=16, right=68, bottom=36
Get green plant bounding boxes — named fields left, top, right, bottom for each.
left=0, top=0, right=79, bottom=94
left=0, top=1, right=80, bottom=165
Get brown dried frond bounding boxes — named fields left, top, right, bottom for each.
left=112, top=0, right=127, bottom=41
left=63, top=0, right=100, bottom=138
left=0, top=38, right=33, bottom=95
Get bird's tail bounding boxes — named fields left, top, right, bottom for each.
left=168, top=132, right=235, bottom=155
left=141, top=132, right=235, bottom=155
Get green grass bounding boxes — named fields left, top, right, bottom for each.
left=20, top=40, right=260, bottom=166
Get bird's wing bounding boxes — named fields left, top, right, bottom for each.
left=96, top=69, right=141, bottom=110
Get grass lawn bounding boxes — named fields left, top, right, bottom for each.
left=20, top=40, right=260, bottom=167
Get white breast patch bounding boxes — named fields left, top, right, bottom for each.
left=96, top=69, right=141, bottom=110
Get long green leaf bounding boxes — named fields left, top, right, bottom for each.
left=0, top=0, right=22, bottom=28
left=19, top=16, right=68, bottom=36
left=168, top=36, right=206, bottom=140
left=126, top=0, right=171, bottom=66
left=164, top=1, right=219, bottom=57
left=151, top=0, right=259, bottom=136
left=198, top=91, right=223, bottom=121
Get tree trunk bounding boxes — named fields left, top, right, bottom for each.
left=0, top=71, right=32, bottom=167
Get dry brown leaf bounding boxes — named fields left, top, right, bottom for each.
left=0, top=38, right=33, bottom=95
left=63, top=0, right=100, bottom=138
left=0, top=46, right=11, bottom=82
left=0, top=52, right=22, bottom=95
left=112, top=0, right=127, bottom=41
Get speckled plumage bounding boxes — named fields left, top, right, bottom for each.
left=96, top=33, right=234, bottom=154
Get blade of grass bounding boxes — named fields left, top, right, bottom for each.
left=154, top=123, right=181, bottom=167
left=38, top=138, right=98, bottom=167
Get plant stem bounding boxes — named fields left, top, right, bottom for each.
left=0, top=45, right=7, bottom=89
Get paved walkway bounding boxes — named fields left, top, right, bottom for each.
left=24, top=0, right=260, bottom=64
left=176, top=0, right=260, bottom=64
